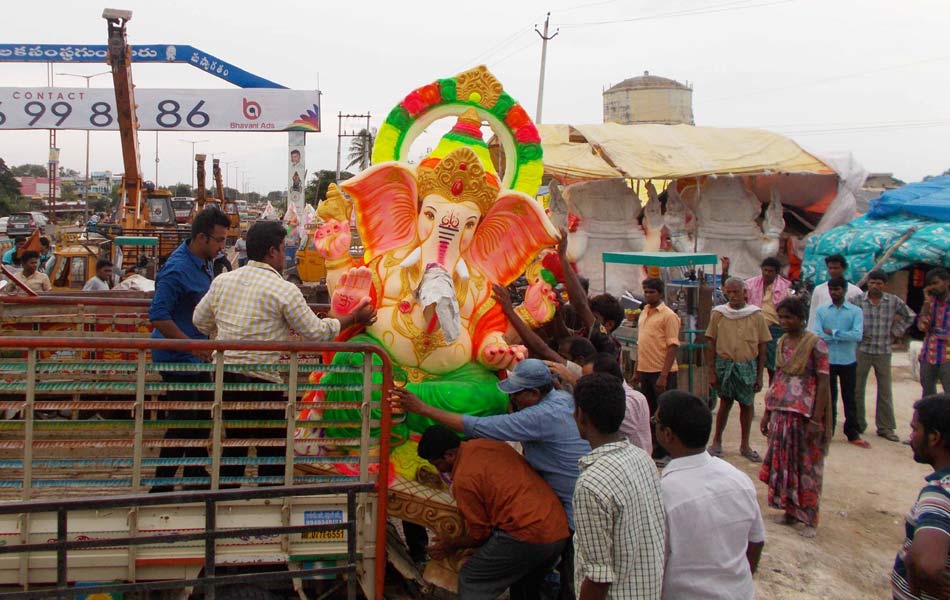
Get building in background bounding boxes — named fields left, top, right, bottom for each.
left=603, top=71, right=694, bottom=125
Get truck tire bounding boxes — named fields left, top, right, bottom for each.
left=213, top=585, right=282, bottom=600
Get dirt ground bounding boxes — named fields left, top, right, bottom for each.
left=712, top=350, right=930, bottom=600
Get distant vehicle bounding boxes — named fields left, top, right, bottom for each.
left=171, top=197, right=195, bottom=223
left=7, top=212, right=48, bottom=238
left=0, top=217, right=8, bottom=236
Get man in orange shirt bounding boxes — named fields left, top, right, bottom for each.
left=634, top=278, right=682, bottom=459
left=418, top=425, right=570, bottom=600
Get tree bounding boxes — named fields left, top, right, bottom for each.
left=223, top=186, right=239, bottom=200
left=168, top=183, right=193, bottom=197
left=923, top=168, right=950, bottom=182
left=0, top=158, right=22, bottom=216
left=58, top=166, right=79, bottom=178
left=346, top=128, right=377, bottom=171
left=60, top=181, right=79, bottom=202
left=265, top=190, right=285, bottom=203
left=10, top=164, right=47, bottom=178
left=305, top=170, right=353, bottom=205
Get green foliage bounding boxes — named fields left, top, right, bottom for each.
left=265, top=190, right=284, bottom=203
left=346, top=128, right=377, bottom=171
left=60, top=181, right=78, bottom=202
left=0, top=158, right=23, bottom=216
left=305, top=170, right=353, bottom=204
left=168, top=182, right=193, bottom=197
left=10, top=163, right=47, bottom=178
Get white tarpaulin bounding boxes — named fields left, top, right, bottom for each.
left=0, top=87, right=320, bottom=132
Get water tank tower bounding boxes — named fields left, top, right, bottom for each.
left=603, top=71, right=694, bottom=125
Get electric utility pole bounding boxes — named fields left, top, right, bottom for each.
left=534, top=12, right=559, bottom=124
left=335, top=112, right=372, bottom=183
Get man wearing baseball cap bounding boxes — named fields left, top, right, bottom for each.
left=392, top=358, right=591, bottom=599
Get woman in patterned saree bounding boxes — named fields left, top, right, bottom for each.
left=759, top=296, right=832, bottom=538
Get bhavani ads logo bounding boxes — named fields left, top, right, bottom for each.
left=230, top=97, right=275, bottom=129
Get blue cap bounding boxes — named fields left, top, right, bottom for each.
left=497, top=359, right=552, bottom=394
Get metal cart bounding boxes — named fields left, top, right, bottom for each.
left=603, top=251, right=718, bottom=400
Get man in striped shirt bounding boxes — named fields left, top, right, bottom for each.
left=893, top=394, right=950, bottom=599
left=572, top=373, right=666, bottom=600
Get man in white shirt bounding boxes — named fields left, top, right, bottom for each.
left=807, top=253, right=862, bottom=329
left=82, top=259, right=116, bottom=291
left=655, top=390, right=765, bottom=600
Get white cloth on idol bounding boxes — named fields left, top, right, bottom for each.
left=417, top=265, right=460, bottom=343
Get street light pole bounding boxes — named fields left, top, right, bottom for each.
left=57, top=71, right=111, bottom=220
left=179, top=139, right=209, bottom=191
left=223, top=161, right=237, bottom=197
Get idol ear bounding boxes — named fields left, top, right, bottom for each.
left=340, top=162, right=419, bottom=262
left=464, top=191, right=559, bottom=286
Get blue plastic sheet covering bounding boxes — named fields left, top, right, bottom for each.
left=867, top=176, right=950, bottom=221
left=803, top=214, right=950, bottom=284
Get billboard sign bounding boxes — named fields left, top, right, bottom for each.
left=0, top=87, right=320, bottom=132
left=0, top=44, right=284, bottom=89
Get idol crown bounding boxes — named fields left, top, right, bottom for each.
left=417, top=147, right=498, bottom=215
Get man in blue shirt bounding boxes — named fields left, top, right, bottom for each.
left=392, top=358, right=591, bottom=600
left=812, top=276, right=869, bottom=448
left=1, top=237, right=25, bottom=267
left=148, top=207, right=231, bottom=492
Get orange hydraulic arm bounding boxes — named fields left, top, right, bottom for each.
left=213, top=158, right=225, bottom=201
left=103, top=9, right=145, bottom=229
left=195, top=154, right=209, bottom=211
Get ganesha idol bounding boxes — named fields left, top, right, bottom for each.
left=297, top=67, right=560, bottom=471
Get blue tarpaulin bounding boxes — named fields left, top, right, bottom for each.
left=803, top=177, right=950, bottom=284
left=867, top=176, right=950, bottom=221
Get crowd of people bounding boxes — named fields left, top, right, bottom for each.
left=99, top=205, right=948, bottom=599
left=393, top=247, right=950, bottom=599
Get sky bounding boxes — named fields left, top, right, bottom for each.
left=2, top=0, right=948, bottom=194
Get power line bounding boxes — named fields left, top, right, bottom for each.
left=559, top=0, right=793, bottom=27
left=552, top=0, right=623, bottom=15
left=453, top=21, right=541, bottom=72
left=704, top=54, right=950, bottom=103
left=779, top=119, right=950, bottom=136
left=489, top=37, right=540, bottom=66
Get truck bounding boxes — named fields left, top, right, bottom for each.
left=0, top=326, right=396, bottom=600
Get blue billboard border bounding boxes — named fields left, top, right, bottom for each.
left=0, top=44, right=286, bottom=89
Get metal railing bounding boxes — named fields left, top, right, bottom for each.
left=0, top=336, right=394, bottom=600
left=0, top=483, right=371, bottom=600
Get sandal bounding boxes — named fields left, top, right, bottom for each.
left=740, top=448, right=762, bottom=463
left=877, top=431, right=900, bottom=442
left=707, top=445, right=723, bottom=458
left=848, top=439, right=871, bottom=449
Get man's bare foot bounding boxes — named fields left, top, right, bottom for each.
left=708, top=444, right=723, bottom=457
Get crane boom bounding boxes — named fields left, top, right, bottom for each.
left=103, top=9, right=143, bottom=228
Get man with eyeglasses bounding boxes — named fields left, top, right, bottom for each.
left=148, top=207, right=232, bottom=493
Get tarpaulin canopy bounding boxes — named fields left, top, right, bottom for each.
left=539, top=123, right=834, bottom=181
left=803, top=177, right=950, bottom=284
left=867, top=176, right=950, bottom=221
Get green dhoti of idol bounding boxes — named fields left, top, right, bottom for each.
left=319, top=333, right=510, bottom=444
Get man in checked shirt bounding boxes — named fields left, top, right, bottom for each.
left=193, top=220, right=376, bottom=483
left=855, top=270, right=914, bottom=442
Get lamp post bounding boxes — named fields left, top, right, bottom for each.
left=57, top=71, right=111, bottom=220
left=179, top=139, right=209, bottom=191
left=224, top=161, right=239, bottom=198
